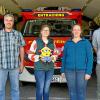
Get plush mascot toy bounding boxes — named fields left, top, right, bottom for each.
left=39, top=47, right=52, bottom=63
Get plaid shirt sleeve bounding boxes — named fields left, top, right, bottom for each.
left=18, top=32, right=26, bottom=47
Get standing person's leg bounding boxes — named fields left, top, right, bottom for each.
left=43, top=70, right=54, bottom=100
left=96, top=64, right=100, bottom=100
left=9, top=68, right=19, bottom=100
left=77, top=70, right=87, bottom=100
left=0, top=69, right=8, bottom=100
left=65, top=70, right=77, bottom=100
left=34, top=70, right=45, bottom=100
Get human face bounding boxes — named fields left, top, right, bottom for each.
left=72, top=25, right=82, bottom=38
left=41, top=27, right=50, bottom=37
left=4, top=16, right=14, bottom=30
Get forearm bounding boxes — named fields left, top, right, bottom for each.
left=28, top=40, right=37, bottom=61
left=86, top=40, right=93, bottom=75
left=94, top=47, right=97, bottom=54
left=19, top=47, right=24, bottom=64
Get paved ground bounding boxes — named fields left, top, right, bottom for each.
left=6, top=76, right=97, bottom=100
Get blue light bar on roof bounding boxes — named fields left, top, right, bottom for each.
left=21, top=9, right=33, bottom=12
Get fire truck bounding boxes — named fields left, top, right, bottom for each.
left=0, top=15, right=3, bottom=29
left=19, top=7, right=82, bottom=83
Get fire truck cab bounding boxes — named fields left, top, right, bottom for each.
left=19, top=7, right=82, bottom=83
left=0, top=15, right=3, bottom=29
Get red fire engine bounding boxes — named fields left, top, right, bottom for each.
left=0, top=15, right=3, bottom=29
left=19, top=7, right=82, bottom=83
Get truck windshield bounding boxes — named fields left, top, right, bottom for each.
left=23, top=19, right=76, bottom=37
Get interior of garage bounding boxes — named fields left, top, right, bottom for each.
left=0, top=0, right=99, bottom=100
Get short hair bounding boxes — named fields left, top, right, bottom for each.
left=39, top=24, right=51, bottom=37
left=40, top=24, right=51, bottom=31
left=4, top=13, right=14, bottom=20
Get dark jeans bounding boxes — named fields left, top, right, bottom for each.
left=65, top=70, right=87, bottom=100
left=34, top=70, right=54, bottom=100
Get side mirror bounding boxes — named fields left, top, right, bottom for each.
left=14, top=16, right=23, bottom=23
left=17, top=16, right=23, bottom=22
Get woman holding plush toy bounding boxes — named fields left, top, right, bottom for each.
left=28, top=24, right=58, bottom=100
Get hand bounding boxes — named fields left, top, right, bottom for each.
left=40, top=57, right=46, bottom=62
left=85, top=74, right=91, bottom=80
left=61, top=73, right=65, bottom=78
left=61, top=73, right=65, bottom=82
left=54, top=49, right=61, bottom=55
left=51, top=55, right=57, bottom=62
left=19, top=62, right=24, bottom=74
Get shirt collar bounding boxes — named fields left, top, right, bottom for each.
left=3, top=29, right=15, bottom=33
left=68, top=38, right=85, bottom=42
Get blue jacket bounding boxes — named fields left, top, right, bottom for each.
left=61, top=38, right=93, bottom=75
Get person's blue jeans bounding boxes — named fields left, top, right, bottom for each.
left=0, top=68, right=19, bottom=100
left=65, top=70, right=87, bottom=100
left=34, top=70, right=54, bottom=100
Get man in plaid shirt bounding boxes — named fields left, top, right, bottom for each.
left=0, top=14, right=25, bottom=100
